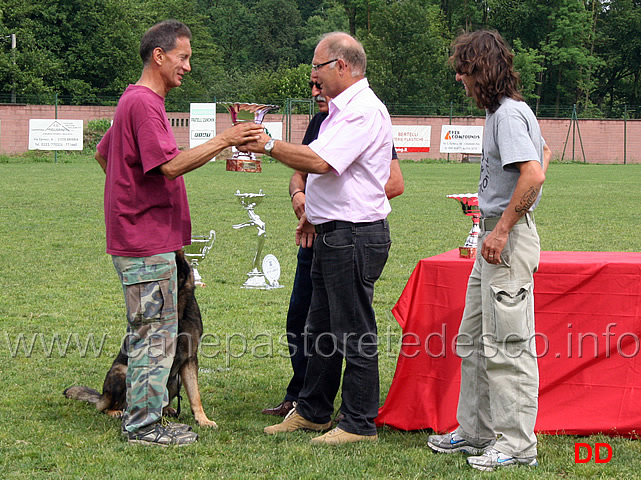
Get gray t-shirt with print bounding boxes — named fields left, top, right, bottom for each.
left=478, top=97, right=544, bottom=218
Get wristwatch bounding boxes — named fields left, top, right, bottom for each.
left=264, top=139, right=276, bottom=156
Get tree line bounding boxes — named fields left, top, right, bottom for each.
left=0, top=0, right=639, bottom=118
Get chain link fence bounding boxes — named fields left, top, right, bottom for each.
left=1, top=92, right=640, bottom=120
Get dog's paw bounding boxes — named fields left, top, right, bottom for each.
left=106, top=409, right=124, bottom=418
left=196, top=416, right=218, bottom=428
left=162, top=406, right=178, bottom=417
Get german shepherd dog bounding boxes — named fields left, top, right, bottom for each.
left=63, top=250, right=217, bottom=428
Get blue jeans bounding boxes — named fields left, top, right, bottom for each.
left=296, top=220, right=391, bottom=436
left=284, top=246, right=313, bottom=403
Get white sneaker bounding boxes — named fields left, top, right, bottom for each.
left=467, top=448, right=538, bottom=472
left=427, top=431, right=492, bottom=455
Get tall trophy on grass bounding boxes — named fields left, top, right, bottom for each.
left=232, top=190, right=283, bottom=289
left=184, top=230, right=216, bottom=287
left=447, top=193, right=481, bottom=259
left=220, top=103, right=279, bottom=173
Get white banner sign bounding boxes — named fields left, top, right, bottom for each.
left=28, top=119, right=83, bottom=150
left=189, top=103, right=217, bottom=149
left=392, top=125, right=431, bottom=153
left=440, top=125, right=483, bottom=153
left=263, top=121, right=283, bottom=141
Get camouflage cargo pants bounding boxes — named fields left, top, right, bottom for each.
left=112, top=252, right=178, bottom=433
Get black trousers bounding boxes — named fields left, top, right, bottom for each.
left=296, top=220, right=390, bottom=436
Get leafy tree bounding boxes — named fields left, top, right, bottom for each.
left=0, top=0, right=640, bottom=118
left=60, top=0, right=149, bottom=102
left=247, top=0, right=304, bottom=67
left=362, top=1, right=454, bottom=112
left=200, top=0, right=253, bottom=68
left=0, top=0, right=66, bottom=101
left=512, top=39, right=545, bottom=107
left=207, top=68, right=257, bottom=102
left=440, top=0, right=486, bottom=33
left=536, top=0, right=600, bottom=113
left=296, top=0, right=326, bottom=20
left=0, top=0, right=148, bottom=103
left=299, top=0, right=349, bottom=62
left=592, top=0, right=641, bottom=113
left=252, top=63, right=312, bottom=102
left=486, top=0, right=548, bottom=50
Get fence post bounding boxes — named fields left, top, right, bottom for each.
left=284, top=99, right=313, bottom=143
left=10, top=33, right=16, bottom=104
left=624, top=104, right=627, bottom=165
left=572, top=104, right=577, bottom=162
left=284, top=98, right=290, bottom=142
left=561, top=104, right=586, bottom=163
left=54, top=92, right=58, bottom=164
left=448, top=101, right=453, bottom=163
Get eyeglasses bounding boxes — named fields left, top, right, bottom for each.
left=308, top=81, right=322, bottom=90
left=312, top=59, right=338, bottom=71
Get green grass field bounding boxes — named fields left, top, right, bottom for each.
left=1, top=154, right=640, bottom=479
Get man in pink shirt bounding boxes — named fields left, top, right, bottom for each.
left=243, top=31, right=393, bottom=445
left=95, top=20, right=261, bottom=447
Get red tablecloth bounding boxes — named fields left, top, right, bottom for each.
left=376, top=249, right=641, bottom=436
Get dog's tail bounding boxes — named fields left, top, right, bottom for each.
left=63, top=386, right=112, bottom=412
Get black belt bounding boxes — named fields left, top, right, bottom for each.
left=314, top=220, right=385, bottom=234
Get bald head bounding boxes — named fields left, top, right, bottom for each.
left=316, top=32, right=367, bottom=77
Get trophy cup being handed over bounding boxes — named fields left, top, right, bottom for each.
left=447, top=193, right=481, bottom=259
left=220, top=103, right=279, bottom=173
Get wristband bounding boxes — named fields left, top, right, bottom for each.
left=291, top=190, right=305, bottom=201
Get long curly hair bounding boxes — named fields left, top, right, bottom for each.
left=449, top=30, right=523, bottom=113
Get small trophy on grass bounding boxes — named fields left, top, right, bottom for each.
left=233, top=190, right=283, bottom=289
left=184, top=230, right=216, bottom=287
left=447, top=193, right=481, bottom=259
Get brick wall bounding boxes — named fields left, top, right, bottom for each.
left=2, top=104, right=640, bottom=164
left=391, top=116, right=641, bottom=164
left=0, top=104, right=117, bottom=155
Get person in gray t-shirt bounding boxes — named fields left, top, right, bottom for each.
left=427, top=29, right=551, bottom=473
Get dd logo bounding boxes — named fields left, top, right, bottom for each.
left=575, top=443, right=613, bottom=463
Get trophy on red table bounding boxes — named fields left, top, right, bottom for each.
left=220, top=102, right=279, bottom=173
left=447, top=193, right=481, bottom=259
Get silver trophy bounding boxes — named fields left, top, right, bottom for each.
left=184, top=230, right=216, bottom=287
left=447, top=193, right=481, bottom=259
left=232, top=189, right=283, bottom=289
left=220, top=102, right=279, bottom=173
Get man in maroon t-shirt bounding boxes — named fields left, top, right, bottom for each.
left=95, top=20, right=261, bottom=447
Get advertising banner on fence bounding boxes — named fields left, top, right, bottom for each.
left=440, top=125, right=483, bottom=153
left=392, top=125, right=431, bottom=153
left=189, top=103, right=217, bottom=149
left=28, top=119, right=83, bottom=150
left=263, top=122, right=283, bottom=141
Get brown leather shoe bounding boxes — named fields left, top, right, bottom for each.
left=310, top=427, right=378, bottom=445
left=264, top=409, right=332, bottom=435
left=261, top=401, right=294, bottom=417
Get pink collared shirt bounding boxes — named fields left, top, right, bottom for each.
left=306, top=78, right=392, bottom=224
